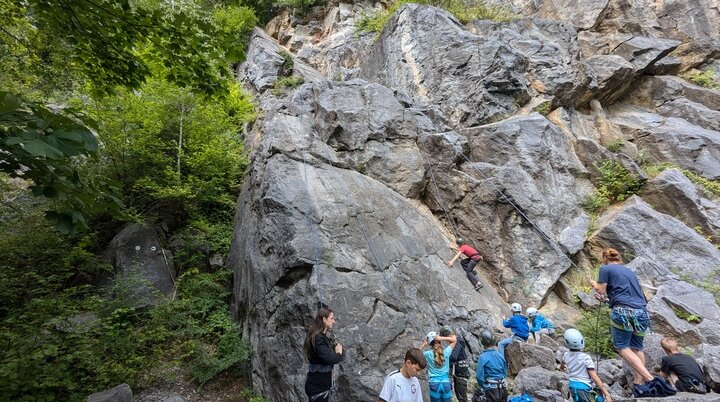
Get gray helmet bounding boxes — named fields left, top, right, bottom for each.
left=439, top=325, right=453, bottom=337
left=480, top=328, right=495, bottom=347
left=564, top=328, right=585, bottom=350
left=455, top=238, right=464, bottom=245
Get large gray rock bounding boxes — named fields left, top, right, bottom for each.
left=103, top=223, right=176, bottom=307
left=597, top=358, right=626, bottom=387
left=577, top=55, right=635, bottom=106
left=532, top=0, right=610, bottom=30
left=640, top=169, right=720, bottom=237
left=505, top=341, right=556, bottom=376
left=610, top=35, right=681, bottom=73
left=628, top=75, right=720, bottom=112
left=467, top=18, right=586, bottom=107
left=87, top=384, right=133, bottom=402
left=514, top=366, right=567, bottom=400
left=559, top=213, right=590, bottom=255
left=647, top=281, right=720, bottom=346
left=238, top=28, right=323, bottom=93
left=697, top=344, right=720, bottom=393
left=609, top=106, right=720, bottom=180
left=426, top=114, right=593, bottom=303
left=231, top=40, right=508, bottom=400
left=360, top=4, right=531, bottom=127
left=588, top=196, right=720, bottom=284
left=657, top=98, right=720, bottom=132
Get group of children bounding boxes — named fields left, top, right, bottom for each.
left=379, top=303, right=612, bottom=402
left=378, top=301, right=709, bottom=402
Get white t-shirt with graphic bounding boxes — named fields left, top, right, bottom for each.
left=379, top=370, right=423, bottom=402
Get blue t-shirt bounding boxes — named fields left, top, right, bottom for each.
left=502, top=314, right=529, bottom=340
left=424, top=346, right=453, bottom=382
left=598, top=264, right=646, bottom=309
left=476, top=348, right=507, bottom=385
left=529, top=314, right=554, bottom=332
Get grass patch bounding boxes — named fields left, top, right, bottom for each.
left=672, top=308, right=701, bottom=323
left=356, top=0, right=517, bottom=36
left=532, top=101, right=552, bottom=116
left=639, top=160, right=720, bottom=199
left=606, top=139, right=624, bottom=153
left=271, top=76, right=305, bottom=96
left=676, top=269, right=720, bottom=305
left=682, top=69, right=720, bottom=89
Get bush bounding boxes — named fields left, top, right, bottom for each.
left=582, top=160, right=643, bottom=213
left=271, top=76, right=306, bottom=96
left=575, top=306, right=616, bottom=358
left=606, top=139, right=624, bottom=153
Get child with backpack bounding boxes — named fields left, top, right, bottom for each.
left=560, top=329, right=612, bottom=402
left=497, top=303, right=529, bottom=357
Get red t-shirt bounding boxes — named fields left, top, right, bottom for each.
left=459, top=244, right=481, bottom=261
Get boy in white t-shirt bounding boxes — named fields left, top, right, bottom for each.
left=379, top=348, right=428, bottom=402
left=560, top=329, right=612, bottom=402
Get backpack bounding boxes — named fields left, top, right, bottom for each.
left=632, top=377, right=677, bottom=398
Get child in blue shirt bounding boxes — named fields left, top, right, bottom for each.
left=497, top=302, right=529, bottom=357
left=526, top=307, right=555, bottom=345
left=475, top=328, right=508, bottom=402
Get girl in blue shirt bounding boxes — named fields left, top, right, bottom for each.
left=420, top=331, right=457, bottom=402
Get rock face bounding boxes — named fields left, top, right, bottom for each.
left=103, top=224, right=176, bottom=307
left=641, top=169, right=720, bottom=237
left=646, top=281, right=720, bottom=346
left=231, top=0, right=720, bottom=399
left=361, top=4, right=531, bottom=127
left=589, top=196, right=720, bottom=284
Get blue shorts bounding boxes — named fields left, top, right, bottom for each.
left=610, top=307, right=650, bottom=350
left=429, top=381, right=452, bottom=402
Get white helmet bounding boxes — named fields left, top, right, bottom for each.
left=510, top=303, right=522, bottom=313
left=426, top=331, right=438, bottom=344
left=526, top=307, right=538, bottom=317
left=564, top=328, right=585, bottom=350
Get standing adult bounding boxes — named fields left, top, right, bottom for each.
left=448, top=238, right=484, bottom=291
left=420, top=331, right=457, bottom=402
left=589, top=248, right=653, bottom=385
left=440, top=325, right=471, bottom=402
left=304, top=307, right=344, bottom=402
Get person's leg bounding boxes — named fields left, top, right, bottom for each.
left=627, top=331, right=653, bottom=383
left=429, top=381, right=442, bottom=402
left=497, top=337, right=512, bottom=357
left=617, top=348, right=653, bottom=383
left=455, top=374, right=469, bottom=402
left=440, top=381, right=454, bottom=402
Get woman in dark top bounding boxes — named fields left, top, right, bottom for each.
left=304, top=307, right=344, bottom=402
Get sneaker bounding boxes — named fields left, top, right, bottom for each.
left=474, top=283, right=483, bottom=291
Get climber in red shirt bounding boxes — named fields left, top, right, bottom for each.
left=447, top=238, right=484, bottom=292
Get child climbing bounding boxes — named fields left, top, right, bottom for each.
left=560, top=328, right=612, bottom=402
left=447, top=238, right=484, bottom=291
left=526, top=307, right=555, bottom=345
left=497, top=303, right=529, bottom=357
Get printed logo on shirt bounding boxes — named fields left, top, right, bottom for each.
left=411, top=384, right=417, bottom=394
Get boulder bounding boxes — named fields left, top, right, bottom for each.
left=576, top=291, right=600, bottom=310
left=505, top=342, right=556, bottom=376
left=646, top=281, right=720, bottom=346
left=627, top=75, right=720, bottom=112
left=657, top=98, right=720, bottom=132
left=559, top=213, right=590, bottom=255
left=697, top=344, right=720, bottom=393
left=514, top=366, right=567, bottom=400
left=87, top=384, right=133, bottom=402
left=360, top=4, right=531, bottom=127
left=589, top=196, right=720, bottom=284
left=597, top=358, right=626, bottom=386
left=532, top=0, right=610, bottom=30
left=608, top=106, right=720, bottom=180
left=103, top=223, right=176, bottom=307
left=238, top=28, right=323, bottom=93
left=578, top=55, right=635, bottom=106
left=640, top=169, right=720, bottom=237
left=610, top=35, right=681, bottom=73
